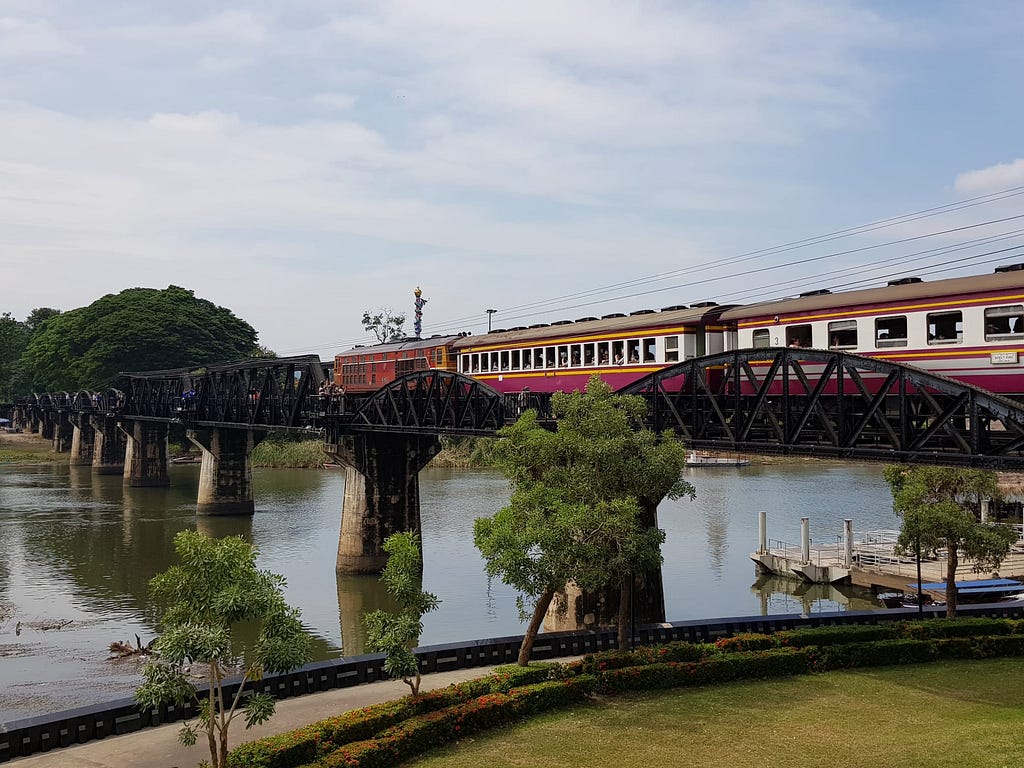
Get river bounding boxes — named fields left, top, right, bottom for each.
left=0, top=460, right=896, bottom=721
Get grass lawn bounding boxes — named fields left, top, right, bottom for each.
left=411, top=659, right=1024, bottom=768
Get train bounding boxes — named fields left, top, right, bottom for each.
left=334, top=264, right=1024, bottom=398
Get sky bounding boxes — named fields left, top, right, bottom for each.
left=3, top=1, right=1024, bottom=358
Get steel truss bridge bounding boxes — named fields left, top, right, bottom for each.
left=15, top=348, right=1024, bottom=469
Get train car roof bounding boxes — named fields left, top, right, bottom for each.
left=454, top=305, right=724, bottom=350
left=719, top=268, right=1024, bottom=322
left=337, top=335, right=462, bottom=356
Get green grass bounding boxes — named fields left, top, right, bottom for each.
left=410, top=659, right=1024, bottom=768
left=250, top=438, right=329, bottom=468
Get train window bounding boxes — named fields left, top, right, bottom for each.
left=521, top=350, right=531, bottom=369
left=786, top=325, right=812, bottom=348
left=875, top=316, right=907, bottom=347
left=545, top=347, right=556, bottom=368
left=927, top=311, right=962, bottom=344
left=557, top=345, right=569, bottom=367
left=534, top=348, right=544, bottom=369
left=752, top=329, right=770, bottom=348
left=511, top=350, right=521, bottom=370
left=626, top=340, right=640, bottom=363
left=665, top=336, right=679, bottom=362
left=598, top=341, right=610, bottom=365
left=828, top=320, right=857, bottom=349
left=612, top=341, right=624, bottom=364
left=643, top=337, right=656, bottom=362
left=985, top=305, right=1024, bottom=340
left=570, top=344, right=582, bottom=366
left=584, top=343, right=595, bottom=365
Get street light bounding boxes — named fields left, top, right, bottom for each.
left=486, top=308, right=497, bottom=332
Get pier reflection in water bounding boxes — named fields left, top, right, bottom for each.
left=0, top=459, right=896, bottom=719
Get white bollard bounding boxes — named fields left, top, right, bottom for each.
left=801, top=517, right=810, bottom=563
left=844, top=519, right=854, bottom=567
left=758, top=511, right=767, bottom=553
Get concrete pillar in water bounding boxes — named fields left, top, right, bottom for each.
left=800, top=517, right=810, bottom=563
left=758, top=510, right=767, bottom=553
left=187, top=428, right=266, bottom=516
left=90, top=415, right=126, bottom=475
left=51, top=413, right=73, bottom=453
left=123, top=420, right=170, bottom=487
left=69, top=414, right=95, bottom=466
left=38, top=414, right=53, bottom=440
left=844, top=519, right=853, bottom=567
left=329, top=433, right=441, bottom=574
left=544, top=497, right=667, bottom=634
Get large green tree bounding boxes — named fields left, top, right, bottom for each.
left=0, top=313, right=30, bottom=400
left=474, top=376, right=692, bottom=664
left=884, top=465, right=1017, bottom=618
left=20, top=286, right=258, bottom=390
left=136, top=531, right=310, bottom=768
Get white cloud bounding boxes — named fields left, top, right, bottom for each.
left=0, top=17, right=79, bottom=57
left=313, top=92, right=357, bottom=110
left=955, top=159, right=1024, bottom=195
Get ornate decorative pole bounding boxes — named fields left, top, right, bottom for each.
left=413, top=286, right=428, bottom=339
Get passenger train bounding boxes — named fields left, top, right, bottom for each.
left=334, top=265, right=1024, bottom=398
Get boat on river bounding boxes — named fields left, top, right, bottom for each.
left=905, top=578, right=1024, bottom=605
left=686, top=451, right=750, bottom=467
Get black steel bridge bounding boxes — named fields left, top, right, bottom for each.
left=14, top=348, right=1024, bottom=469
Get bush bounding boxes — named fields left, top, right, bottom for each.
left=812, top=639, right=937, bottom=670
left=899, top=618, right=1013, bottom=640
left=775, top=624, right=902, bottom=648
left=715, top=633, right=775, bottom=653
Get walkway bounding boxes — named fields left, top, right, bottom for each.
left=10, top=664, right=516, bottom=768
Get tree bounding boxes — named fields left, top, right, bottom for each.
left=0, top=313, right=30, bottom=400
left=884, top=465, right=1017, bottom=618
left=361, top=308, right=406, bottom=344
left=474, top=375, right=692, bottom=664
left=24, top=307, right=60, bottom=333
left=363, top=532, right=439, bottom=695
left=135, top=531, right=311, bottom=768
left=20, top=286, right=258, bottom=391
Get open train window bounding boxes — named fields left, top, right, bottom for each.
left=612, top=340, right=624, bottom=364
left=828, top=320, right=857, bottom=350
left=927, top=310, right=962, bottom=345
left=545, top=347, right=556, bottom=368
left=626, top=340, right=640, bottom=363
left=875, top=316, right=907, bottom=348
left=534, top=349, right=544, bottom=369
left=665, top=336, right=680, bottom=362
left=570, top=344, right=582, bottom=366
left=490, top=352, right=500, bottom=370
left=511, top=350, right=521, bottom=370
left=985, top=305, right=1024, bottom=340
left=643, top=337, right=656, bottom=362
left=557, top=345, right=569, bottom=367
left=786, top=325, right=812, bottom=348
left=752, top=329, right=770, bottom=348
left=598, top=341, right=610, bottom=365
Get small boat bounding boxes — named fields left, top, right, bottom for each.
left=685, top=451, right=750, bottom=467
left=907, top=578, right=1024, bottom=605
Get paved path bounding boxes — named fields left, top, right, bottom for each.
left=11, top=665, right=513, bottom=768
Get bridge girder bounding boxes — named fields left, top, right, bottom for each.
left=620, top=348, right=1024, bottom=469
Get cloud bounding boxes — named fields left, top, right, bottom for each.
left=0, top=17, right=79, bottom=57
left=313, top=92, right=358, bottom=110
left=955, top=159, right=1024, bottom=195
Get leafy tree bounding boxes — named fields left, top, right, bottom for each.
left=0, top=313, right=30, bottom=400
left=474, top=376, right=692, bottom=664
left=363, top=532, right=439, bottom=695
left=361, top=308, right=406, bottom=344
left=25, top=307, right=60, bottom=333
left=884, top=465, right=1017, bottom=618
left=20, top=286, right=258, bottom=390
left=135, top=531, right=311, bottom=768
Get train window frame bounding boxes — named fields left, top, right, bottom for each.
left=556, top=345, right=568, bottom=367
left=534, top=348, right=545, bottom=369
left=828, top=320, right=858, bottom=350
left=875, top=315, right=908, bottom=348
left=926, top=310, right=963, bottom=345
left=598, top=341, right=610, bottom=365
left=521, top=349, right=532, bottom=369
left=499, top=351, right=510, bottom=370
left=985, top=305, right=1024, bottom=341
left=785, top=324, right=812, bottom=348
left=584, top=343, right=595, bottom=365
left=626, top=340, right=640, bottom=364
left=665, top=335, right=679, bottom=362
left=511, top=350, right=521, bottom=371
left=490, top=352, right=500, bottom=371
left=569, top=343, right=582, bottom=366
left=612, top=340, right=624, bottom=364
left=545, top=347, right=556, bottom=368
left=752, top=329, right=770, bottom=348
left=643, top=337, right=656, bottom=363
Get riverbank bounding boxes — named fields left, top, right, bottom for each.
left=0, top=431, right=62, bottom=464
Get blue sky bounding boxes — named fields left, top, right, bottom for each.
left=3, top=1, right=1024, bottom=357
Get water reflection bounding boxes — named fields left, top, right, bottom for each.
left=751, top=573, right=880, bottom=615
left=0, top=459, right=897, bottom=719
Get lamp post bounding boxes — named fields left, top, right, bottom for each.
left=486, top=308, right=497, bottom=332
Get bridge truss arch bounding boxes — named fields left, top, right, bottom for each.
left=350, top=370, right=505, bottom=435
left=620, top=347, right=1024, bottom=469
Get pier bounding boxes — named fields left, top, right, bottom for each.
left=750, top=511, right=1024, bottom=595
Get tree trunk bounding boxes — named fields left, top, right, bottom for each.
left=206, top=678, right=218, bottom=768
left=518, top=588, right=555, bottom=666
left=946, top=548, right=959, bottom=618
left=617, top=578, right=631, bottom=651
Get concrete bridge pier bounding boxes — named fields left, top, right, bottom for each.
left=38, top=413, right=54, bottom=441
left=90, top=415, right=126, bottom=475
left=544, top=498, right=667, bottom=634
left=328, top=433, right=441, bottom=574
left=187, top=428, right=266, bottom=515
left=69, top=414, right=95, bottom=465
left=51, top=413, right=73, bottom=453
left=123, top=420, right=170, bottom=487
